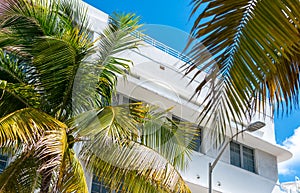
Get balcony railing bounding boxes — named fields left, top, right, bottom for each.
left=131, top=31, right=193, bottom=65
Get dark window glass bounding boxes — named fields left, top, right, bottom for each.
left=122, top=96, right=140, bottom=104
left=0, top=154, right=8, bottom=173
left=242, top=146, right=255, bottom=172
left=129, top=98, right=139, bottom=104
left=193, top=127, right=202, bottom=152
left=91, top=175, right=110, bottom=193
left=230, top=142, right=255, bottom=173
left=172, top=115, right=183, bottom=131
left=230, top=142, right=241, bottom=167
left=172, top=115, right=181, bottom=123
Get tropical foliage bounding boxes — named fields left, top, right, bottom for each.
left=186, top=0, right=300, bottom=141
left=0, top=0, right=196, bottom=192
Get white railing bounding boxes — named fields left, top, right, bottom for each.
left=131, top=31, right=193, bottom=65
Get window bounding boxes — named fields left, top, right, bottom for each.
left=122, top=96, right=140, bottom=104
left=172, top=115, right=201, bottom=152
left=230, top=142, right=255, bottom=173
left=193, top=126, right=202, bottom=152
left=91, top=175, right=113, bottom=193
left=230, top=142, right=241, bottom=167
left=0, top=154, right=8, bottom=174
left=242, top=146, right=255, bottom=172
left=111, top=94, right=119, bottom=106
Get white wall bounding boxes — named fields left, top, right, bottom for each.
left=256, top=149, right=278, bottom=181
left=117, top=43, right=278, bottom=143
left=181, top=152, right=278, bottom=193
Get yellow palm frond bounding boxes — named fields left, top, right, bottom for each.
left=53, top=150, right=88, bottom=193
left=81, top=135, right=191, bottom=193
left=0, top=153, right=40, bottom=193
left=72, top=104, right=192, bottom=193
left=0, top=108, right=67, bottom=149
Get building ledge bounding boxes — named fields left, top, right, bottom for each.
left=234, top=131, right=292, bottom=163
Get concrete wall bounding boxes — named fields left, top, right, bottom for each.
left=256, top=149, right=278, bottom=182
left=200, top=134, right=278, bottom=177
left=181, top=152, right=278, bottom=193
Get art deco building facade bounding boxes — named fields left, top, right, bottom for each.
left=78, top=2, right=293, bottom=193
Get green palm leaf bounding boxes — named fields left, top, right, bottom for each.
left=94, top=13, right=141, bottom=106
left=72, top=104, right=193, bottom=193
left=53, top=150, right=88, bottom=193
left=0, top=154, right=40, bottom=193
left=186, top=0, right=300, bottom=140
left=0, top=0, right=94, bottom=120
left=82, top=136, right=191, bottom=193
left=0, top=49, right=41, bottom=116
left=0, top=80, right=40, bottom=108
left=0, top=128, right=69, bottom=193
left=141, top=107, right=198, bottom=171
left=0, top=108, right=66, bottom=148
left=0, top=1, right=142, bottom=119
left=73, top=104, right=144, bottom=141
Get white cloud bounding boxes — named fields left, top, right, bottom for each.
left=278, top=127, right=300, bottom=175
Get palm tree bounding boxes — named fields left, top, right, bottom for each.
left=0, top=0, right=196, bottom=192
left=185, top=0, right=300, bottom=141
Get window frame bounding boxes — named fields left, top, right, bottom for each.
left=91, top=175, right=117, bottom=193
left=0, top=153, right=8, bottom=174
left=230, top=141, right=256, bottom=173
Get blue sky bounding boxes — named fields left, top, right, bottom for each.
left=83, top=0, right=300, bottom=183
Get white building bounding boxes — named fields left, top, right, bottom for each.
left=281, top=177, right=300, bottom=193
left=84, top=2, right=292, bottom=193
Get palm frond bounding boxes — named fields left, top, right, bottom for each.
left=80, top=135, right=191, bottom=193
left=0, top=0, right=94, bottom=121
left=71, top=104, right=192, bottom=193
left=0, top=49, right=26, bottom=84
left=186, top=0, right=300, bottom=139
left=58, top=0, right=92, bottom=40
left=0, top=5, right=142, bottom=119
left=0, top=129, right=68, bottom=193
left=94, top=13, right=142, bottom=106
left=72, top=104, right=144, bottom=141
left=98, top=12, right=141, bottom=65
left=0, top=153, right=40, bottom=193
left=96, top=57, right=133, bottom=107
left=0, top=0, right=58, bottom=42
left=0, top=49, right=41, bottom=116
left=33, top=129, right=76, bottom=193
left=0, top=108, right=66, bottom=148
left=31, top=37, right=88, bottom=119
left=0, top=80, right=40, bottom=108
left=54, top=12, right=142, bottom=116
left=53, top=149, right=88, bottom=193
left=34, top=129, right=68, bottom=175
left=141, top=107, right=198, bottom=171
